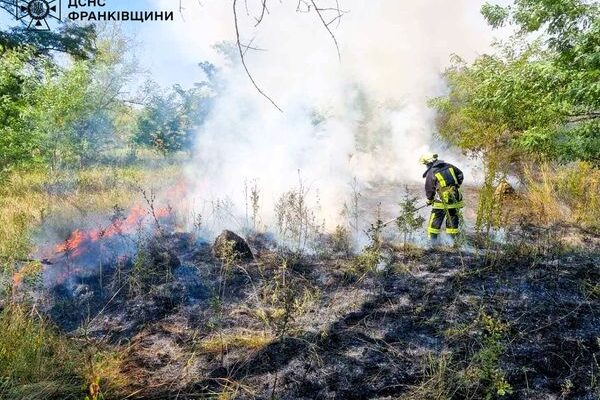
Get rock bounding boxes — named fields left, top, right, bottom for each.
left=213, top=230, right=254, bottom=261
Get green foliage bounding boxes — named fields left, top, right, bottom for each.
left=481, top=0, right=598, bottom=65
left=0, top=29, right=138, bottom=175
left=329, top=225, right=352, bottom=256
left=432, top=0, right=600, bottom=236
left=431, top=42, right=597, bottom=163
left=476, top=156, right=504, bottom=233
left=395, top=190, right=426, bottom=248
left=433, top=0, right=600, bottom=165
left=134, top=65, right=217, bottom=156
left=0, top=23, right=214, bottom=175
left=0, top=48, right=44, bottom=175
left=30, top=31, right=140, bottom=168
left=415, top=313, right=512, bottom=399
left=465, top=313, right=512, bottom=399
left=127, top=238, right=175, bottom=298
left=353, top=246, right=381, bottom=274
left=354, top=206, right=384, bottom=274
left=480, top=3, right=509, bottom=28
left=0, top=23, right=96, bottom=60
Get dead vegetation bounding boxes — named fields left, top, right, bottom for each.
left=6, top=218, right=596, bottom=399
left=1, top=162, right=600, bottom=399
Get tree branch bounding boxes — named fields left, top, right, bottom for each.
left=254, top=0, right=269, bottom=26
left=233, top=0, right=282, bottom=112
left=310, top=0, right=341, bottom=61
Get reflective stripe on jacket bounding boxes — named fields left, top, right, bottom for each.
left=423, top=160, right=464, bottom=208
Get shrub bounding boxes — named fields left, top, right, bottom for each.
left=329, top=225, right=352, bottom=256
left=395, top=190, right=426, bottom=249
left=274, top=174, right=324, bottom=254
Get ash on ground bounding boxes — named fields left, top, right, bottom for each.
left=21, top=225, right=600, bottom=399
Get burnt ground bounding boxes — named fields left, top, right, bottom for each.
left=40, top=226, right=600, bottom=400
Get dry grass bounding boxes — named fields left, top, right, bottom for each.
left=500, top=162, right=600, bottom=232
left=0, top=304, right=81, bottom=399
left=522, top=163, right=569, bottom=226
left=82, top=350, right=129, bottom=400
left=200, top=330, right=274, bottom=355
left=555, top=162, right=600, bottom=230
left=403, top=352, right=461, bottom=400
left=0, top=160, right=183, bottom=399
left=212, top=378, right=258, bottom=400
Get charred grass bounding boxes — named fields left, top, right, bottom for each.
left=23, top=227, right=594, bottom=400
left=0, top=161, right=183, bottom=400
left=1, top=161, right=600, bottom=399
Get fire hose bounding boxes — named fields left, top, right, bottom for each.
left=380, top=203, right=431, bottom=228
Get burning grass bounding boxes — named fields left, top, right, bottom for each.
left=0, top=159, right=184, bottom=399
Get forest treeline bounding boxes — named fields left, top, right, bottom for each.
left=0, top=23, right=218, bottom=177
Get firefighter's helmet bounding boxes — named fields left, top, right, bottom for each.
left=419, top=152, right=438, bottom=165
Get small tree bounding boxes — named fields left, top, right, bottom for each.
left=354, top=203, right=384, bottom=273
left=395, top=190, right=426, bottom=250
left=134, top=65, right=217, bottom=157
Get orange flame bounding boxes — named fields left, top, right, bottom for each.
left=55, top=204, right=172, bottom=257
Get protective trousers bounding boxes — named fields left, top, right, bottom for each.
left=427, top=207, right=460, bottom=238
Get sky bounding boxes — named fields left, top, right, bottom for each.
left=0, top=0, right=511, bottom=88
left=128, top=0, right=510, bottom=88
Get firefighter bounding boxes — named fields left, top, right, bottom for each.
left=419, top=153, right=464, bottom=241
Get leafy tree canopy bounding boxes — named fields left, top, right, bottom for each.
left=0, top=24, right=96, bottom=60
left=432, top=0, right=599, bottom=165
left=134, top=80, right=216, bottom=156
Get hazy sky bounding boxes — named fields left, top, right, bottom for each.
left=134, top=0, right=510, bottom=88
left=0, top=0, right=510, bottom=88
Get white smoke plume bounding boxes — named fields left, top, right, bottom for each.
left=151, top=0, right=497, bottom=235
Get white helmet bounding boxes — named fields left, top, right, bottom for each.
left=419, top=152, right=438, bottom=165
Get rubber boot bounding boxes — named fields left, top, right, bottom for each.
left=429, top=234, right=440, bottom=248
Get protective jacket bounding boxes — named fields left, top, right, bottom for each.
left=423, top=160, right=464, bottom=209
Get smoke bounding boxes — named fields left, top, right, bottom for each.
left=150, top=0, right=496, bottom=234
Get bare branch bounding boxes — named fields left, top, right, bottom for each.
left=178, top=0, right=203, bottom=21
left=179, top=0, right=185, bottom=20
left=241, top=36, right=267, bottom=56
left=325, top=12, right=347, bottom=28
left=233, top=0, right=283, bottom=112
left=334, top=0, right=343, bottom=28
left=296, top=0, right=310, bottom=13
left=310, top=0, right=341, bottom=61
left=254, top=0, right=269, bottom=26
